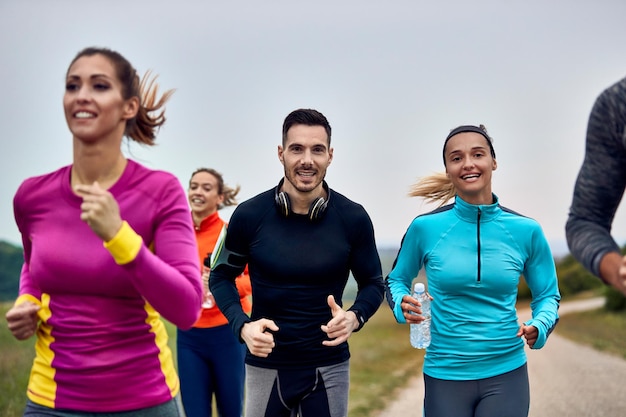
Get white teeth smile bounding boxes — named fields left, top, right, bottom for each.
left=75, top=111, right=95, bottom=119
left=462, top=174, right=480, bottom=179
left=191, top=198, right=204, bottom=204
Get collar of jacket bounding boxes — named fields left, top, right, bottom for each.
left=453, top=194, right=501, bottom=223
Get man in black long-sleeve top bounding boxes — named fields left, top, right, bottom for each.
left=210, top=108, right=384, bottom=417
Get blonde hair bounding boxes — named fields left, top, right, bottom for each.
left=408, top=172, right=455, bottom=206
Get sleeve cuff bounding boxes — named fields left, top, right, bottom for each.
left=15, top=294, right=41, bottom=307
left=348, top=308, right=367, bottom=332
left=103, top=221, right=143, bottom=265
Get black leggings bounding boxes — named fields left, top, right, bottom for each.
left=424, top=363, right=529, bottom=417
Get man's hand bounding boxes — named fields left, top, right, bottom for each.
left=517, top=324, right=538, bottom=349
left=599, top=252, right=626, bottom=296
left=321, top=295, right=358, bottom=347
left=241, top=319, right=279, bottom=358
left=616, top=255, right=626, bottom=295
left=6, top=301, right=40, bottom=341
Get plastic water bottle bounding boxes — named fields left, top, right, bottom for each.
left=202, top=254, right=215, bottom=309
left=410, top=283, right=431, bottom=349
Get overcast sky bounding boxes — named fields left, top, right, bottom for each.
left=1, top=1, right=626, bottom=257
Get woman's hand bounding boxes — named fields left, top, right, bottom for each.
left=74, top=181, right=123, bottom=241
left=401, top=294, right=426, bottom=324
left=6, top=301, right=40, bottom=340
left=517, top=324, right=539, bottom=349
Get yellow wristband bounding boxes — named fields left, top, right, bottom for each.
left=103, top=221, right=143, bottom=265
left=15, top=294, right=41, bottom=307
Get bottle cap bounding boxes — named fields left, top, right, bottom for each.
left=414, top=283, right=425, bottom=293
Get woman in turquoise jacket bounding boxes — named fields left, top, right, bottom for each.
left=385, top=125, right=560, bottom=417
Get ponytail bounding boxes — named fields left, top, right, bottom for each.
left=408, top=172, right=455, bottom=206
left=126, top=70, right=175, bottom=146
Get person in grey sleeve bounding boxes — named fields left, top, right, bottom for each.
left=566, top=75, right=626, bottom=296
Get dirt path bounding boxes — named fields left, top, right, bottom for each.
left=376, top=297, right=626, bottom=417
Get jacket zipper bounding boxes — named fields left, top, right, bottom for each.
left=477, top=208, right=481, bottom=283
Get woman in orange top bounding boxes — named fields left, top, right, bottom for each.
left=177, top=168, right=252, bottom=417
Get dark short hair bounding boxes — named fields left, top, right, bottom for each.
left=442, top=124, right=496, bottom=166
left=282, top=109, right=332, bottom=146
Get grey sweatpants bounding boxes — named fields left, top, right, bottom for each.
left=244, top=360, right=350, bottom=417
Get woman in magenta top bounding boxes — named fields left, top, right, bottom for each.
left=5, top=47, right=202, bottom=416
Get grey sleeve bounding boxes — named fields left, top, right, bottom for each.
left=566, top=78, right=626, bottom=279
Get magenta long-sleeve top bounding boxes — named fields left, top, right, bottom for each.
left=13, top=159, right=202, bottom=412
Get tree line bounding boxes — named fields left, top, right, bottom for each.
left=0, top=240, right=22, bottom=301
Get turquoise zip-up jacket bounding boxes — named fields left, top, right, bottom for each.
left=386, top=194, right=560, bottom=380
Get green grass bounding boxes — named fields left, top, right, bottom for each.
left=348, top=304, right=423, bottom=416
left=554, top=307, right=626, bottom=359
left=0, top=303, right=36, bottom=417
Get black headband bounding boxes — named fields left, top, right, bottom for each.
left=442, top=125, right=496, bottom=165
